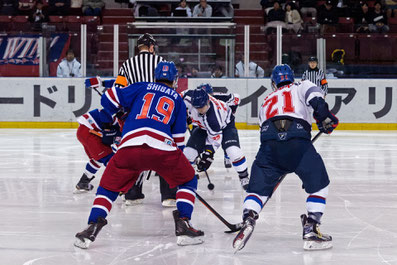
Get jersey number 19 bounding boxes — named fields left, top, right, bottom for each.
left=136, top=92, right=175, bottom=124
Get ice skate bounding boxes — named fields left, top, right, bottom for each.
left=224, top=156, right=232, bottom=168
left=74, top=217, right=107, bottom=249
left=233, top=210, right=258, bottom=253
left=173, top=210, right=204, bottom=246
left=301, top=214, right=332, bottom=250
left=74, top=174, right=94, bottom=193
left=162, top=199, right=176, bottom=207
left=124, top=186, right=145, bottom=206
left=239, top=176, right=249, bottom=191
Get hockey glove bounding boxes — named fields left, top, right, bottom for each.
left=316, top=112, right=339, bottom=134
left=187, top=116, right=193, bottom=125
left=102, top=128, right=118, bottom=146
left=197, top=148, right=214, bottom=172
left=85, top=76, right=101, bottom=88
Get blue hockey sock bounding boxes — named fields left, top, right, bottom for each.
left=88, top=186, right=119, bottom=224
left=176, top=176, right=198, bottom=219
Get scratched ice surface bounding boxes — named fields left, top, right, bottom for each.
left=0, top=129, right=396, bottom=265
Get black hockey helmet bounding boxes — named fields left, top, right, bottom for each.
left=308, top=56, right=318, bottom=63
left=137, top=33, right=157, bottom=47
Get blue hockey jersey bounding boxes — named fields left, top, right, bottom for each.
left=101, top=82, right=187, bottom=151
left=76, top=108, right=119, bottom=131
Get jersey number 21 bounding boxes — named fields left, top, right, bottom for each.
left=263, top=90, right=295, bottom=119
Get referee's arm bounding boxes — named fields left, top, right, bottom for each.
left=319, top=69, right=328, bottom=95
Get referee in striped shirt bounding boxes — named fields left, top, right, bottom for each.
left=301, top=56, right=328, bottom=95
left=114, top=33, right=177, bottom=207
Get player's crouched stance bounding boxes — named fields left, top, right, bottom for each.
left=74, top=62, right=203, bottom=249
left=233, top=64, right=338, bottom=252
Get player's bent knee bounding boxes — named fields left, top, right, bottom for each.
left=179, top=174, right=198, bottom=191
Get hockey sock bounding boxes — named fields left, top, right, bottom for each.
left=306, top=186, right=328, bottom=223
left=232, top=156, right=248, bottom=172
left=176, top=175, right=198, bottom=220
left=84, top=159, right=102, bottom=178
left=225, top=146, right=248, bottom=173
left=242, top=193, right=268, bottom=219
left=88, top=186, right=119, bottom=223
left=98, top=153, right=114, bottom=167
left=238, top=169, right=249, bottom=179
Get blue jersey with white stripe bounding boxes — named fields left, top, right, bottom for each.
left=101, top=82, right=187, bottom=151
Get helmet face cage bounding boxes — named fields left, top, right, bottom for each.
left=197, top=83, right=213, bottom=94
left=270, top=64, right=294, bottom=90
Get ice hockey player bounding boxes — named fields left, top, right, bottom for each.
left=233, top=64, right=338, bottom=252
left=183, top=86, right=249, bottom=190
left=198, top=83, right=240, bottom=168
left=74, top=61, right=204, bottom=249
left=74, top=108, right=123, bottom=192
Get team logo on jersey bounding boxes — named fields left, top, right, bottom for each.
left=297, top=123, right=303, bottom=129
left=165, top=139, right=172, bottom=146
left=261, top=125, right=269, bottom=132
left=278, top=132, right=287, bottom=140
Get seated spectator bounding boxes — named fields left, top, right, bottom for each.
left=18, top=0, right=36, bottom=16
left=355, top=2, right=371, bottom=33
left=48, top=0, right=70, bottom=16
left=82, top=0, right=104, bottom=16
left=211, top=64, right=226, bottom=78
left=172, top=0, right=192, bottom=17
left=235, top=54, right=265, bottom=78
left=70, top=0, right=83, bottom=15
left=369, top=1, right=390, bottom=32
left=57, top=49, right=82, bottom=78
left=214, top=3, right=234, bottom=17
left=385, top=0, right=397, bottom=18
left=29, top=1, right=49, bottom=30
left=298, top=0, right=317, bottom=18
left=317, top=0, right=339, bottom=33
left=193, top=0, right=212, bottom=17
left=285, top=2, right=303, bottom=33
left=189, top=66, right=199, bottom=78
left=264, top=1, right=286, bottom=34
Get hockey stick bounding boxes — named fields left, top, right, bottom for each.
left=195, top=192, right=242, bottom=233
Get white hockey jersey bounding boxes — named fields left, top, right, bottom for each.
left=184, top=91, right=232, bottom=150
left=259, top=80, right=324, bottom=126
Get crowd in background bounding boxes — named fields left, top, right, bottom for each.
left=261, top=0, right=396, bottom=33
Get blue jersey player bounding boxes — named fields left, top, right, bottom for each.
left=74, top=62, right=204, bottom=249
left=233, top=64, right=339, bottom=252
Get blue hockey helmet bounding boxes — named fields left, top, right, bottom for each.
left=155, top=61, right=178, bottom=83
left=270, top=64, right=294, bottom=89
left=197, top=83, right=213, bottom=94
left=191, top=88, right=209, bottom=108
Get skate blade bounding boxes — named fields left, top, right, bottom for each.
left=303, top=240, right=333, bottom=250
left=73, top=188, right=91, bottom=194
left=162, top=199, right=177, bottom=208
left=74, top=237, right=91, bottom=249
left=233, top=226, right=253, bottom=253
left=176, top=235, right=204, bottom=246
left=124, top=198, right=144, bottom=206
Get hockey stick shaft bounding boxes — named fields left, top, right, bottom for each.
left=89, top=129, right=102, bottom=137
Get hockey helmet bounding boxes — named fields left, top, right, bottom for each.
left=197, top=83, right=213, bottom=94
left=137, top=33, right=157, bottom=47
left=191, top=88, right=209, bottom=109
left=308, top=56, right=318, bottom=62
left=271, top=64, right=294, bottom=89
left=155, top=61, right=178, bottom=83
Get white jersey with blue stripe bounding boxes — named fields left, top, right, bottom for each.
left=101, top=82, right=187, bottom=151
left=183, top=91, right=232, bottom=151
left=259, top=80, right=324, bottom=127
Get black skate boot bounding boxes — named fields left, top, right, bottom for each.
left=124, top=184, right=145, bottom=206
left=233, top=209, right=258, bottom=252
left=75, top=174, right=95, bottom=193
left=224, top=156, right=232, bottom=168
left=173, top=210, right=204, bottom=246
left=74, top=217, right=107, bottom=249
left=301, top=214, right=332, bottom=250
left=238, top=170, right=250, bottom=191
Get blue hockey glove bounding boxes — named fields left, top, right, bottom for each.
left=197, top=148, right=214, bottom=172
left=316, top=113, right=339, bottom=134
left=102, top=128, right=118, bottom=146
left=85, top=76, right=101, bottom=88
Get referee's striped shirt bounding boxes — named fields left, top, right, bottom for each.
left=301, top=68, right=328, bottom=95
left=114, top=51, right=164, bottom=87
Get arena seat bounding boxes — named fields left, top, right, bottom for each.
left=338, top=17, right=354, bottom=33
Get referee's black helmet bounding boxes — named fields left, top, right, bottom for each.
left=137, top=33, right=157, bottom=47
left=308, top=56, right=318, bottom=62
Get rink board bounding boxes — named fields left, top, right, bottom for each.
left=0, top=78, right=396, bottom=129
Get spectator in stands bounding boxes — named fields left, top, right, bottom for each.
left=57, top=49, right=82, bottom=78
left=193, top=0, right=212, bottom=17
left=285, top=2, right=303, bottom=33
left=29, top=1, right=49, bottom=30
left=176, top=63, right=188, bottom=78
left=235, top=53, right=265, bottom=78
left=82, top=0, right=104, bottom=16
left=214, top=3, right=234, bottom=17
left=211, top=64, right=226, bottom=78
left=18, top=0, right=36, bottom=16
left=264, top=1, right=286, bottom=34
left=172, top=0, right=192, bottom=17
left=355, top=2, right=371, bottom=33
left=0, top=0, right=18, bottom=15
left=189, top=66, right=199, bottom=78
left=369, top=1, right=390, bottom=32
left=298, top=0, right=317, bottom=19
left=70, top=0, right=83, bottom=15
left=317, top=0, right=339, bottom=33
left=386, top=0, right=397, bottom=18
left=48, top=0, right=71, bottom=16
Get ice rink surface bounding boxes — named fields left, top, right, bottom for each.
left=0, top=129, right=396, bottom=265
